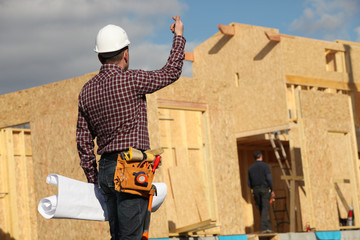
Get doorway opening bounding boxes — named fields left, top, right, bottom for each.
left=237, top=131, right=291, bottom=234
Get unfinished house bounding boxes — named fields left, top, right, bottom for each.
left=1, top=22, right=360, bottom=239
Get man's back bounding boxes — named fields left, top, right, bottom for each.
left=78, top=66, right=151, bottom=154
left=248, top=161, right=271, bottom=189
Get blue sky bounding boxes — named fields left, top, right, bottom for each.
left=0, top=0, right=359, bottom=95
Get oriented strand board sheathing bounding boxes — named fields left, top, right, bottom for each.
left=207, top=109, right=244, bottom=235
left=31, top=117, right=104, bottom=237
left=145, top=95, right=169, bottom=237
left=298, top=91, right=352, bottom=131
left=169, top=166, right=201, bottom=228
left=281, top=37, right=360, bottom=84
left=301, top=118, right=339, bottom=230
left=328, top=132, right=354, bottom=219
left=188, top=24, right=289, bottom=133
left=298, top=90, right=360, bottom=230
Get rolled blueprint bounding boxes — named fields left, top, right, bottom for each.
left=38, top=174, right=167, bottom=221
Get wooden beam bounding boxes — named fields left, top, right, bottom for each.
left=265, top=31, right=296, bottom=42
left=235, top=122, right=296, bottom=139
left=265, top=31, right=281, bottom=42
left=286, top=75, right=360, bottom=92
left=185, top=52, right=194, bottom=62
left=157, top=99, right=208, bottom=111
left=218, top=24, right=235, bottom=36
left=172, top=219, right=217, bottom=234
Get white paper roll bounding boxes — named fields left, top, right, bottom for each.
left=38, top=174, right=167, bottom=221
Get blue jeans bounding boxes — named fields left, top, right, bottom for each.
left=98, top=157, right=149, bottom=240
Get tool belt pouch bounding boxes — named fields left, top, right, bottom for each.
left=114, top=156, right=154, bottom=197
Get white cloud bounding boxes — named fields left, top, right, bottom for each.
left=290, top=0, right=360, bottom=41
left=0, top=0, right=188, bottom=94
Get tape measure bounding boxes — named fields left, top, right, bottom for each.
left=134, top=172, right=149, bottom=187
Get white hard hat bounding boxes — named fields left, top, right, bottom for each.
left=94, top=24, right=130, bottom=53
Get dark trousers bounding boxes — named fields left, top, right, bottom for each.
left=98, top=157, right=148, bottom=240
left=253, top=185, right=272, bottom=231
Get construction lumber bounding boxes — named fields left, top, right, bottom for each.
left=185, top=52, right=194, bottom=62
left=172, top=219, right=217, bottom=234
left=218, top=24, right=235, bottom=36
left=157, top=99, right=207, bottom=111
left=264, top=31, right=295, bottom=42
left=265, top=31, right=281, bottom=42
left=0, top=129, right=37, bottom=239
left=235, top=123, right=296, bottom=139
left=286, top=75, right=360, bottom=92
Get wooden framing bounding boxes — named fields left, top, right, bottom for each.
left=264, top=31, right=296, bottom=42
left=0, top=128, right=37, bottom=240
left=170, top=219, right=218, bottom=235
left=287, top=75, right=360, bottom=92
left=218, top=24, right=235, bottom=36
left=185, top=52, right=194, bottom=62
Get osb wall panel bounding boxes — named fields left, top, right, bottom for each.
left=0, top=90, right=32, bottom=128
left=192, top=23, right=289, bottom=133
left=300, top=118, right=339, bottom=230
left=145, top=95, right=169, bottom=238
left=282, top=37, right=359, bottom=84
left=206, top=108, right=244, bottom=234
left=298, top=90, right=359, bottom=230
left=299, top=91, right=352, bottom=132
left=328, top=132, right=354, bottom=220
left=0, top=73, right=115, bottom=239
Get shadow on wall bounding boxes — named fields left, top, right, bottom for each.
left=253, top=41, right=279, bottom=61
left=168, top=220, right=176, bottom=233
left=208, top=35, right=233, bottom=54
left=0, top=228, right=15, bottom=240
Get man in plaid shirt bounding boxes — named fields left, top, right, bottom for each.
left=76, top=16, right=185, bottom=240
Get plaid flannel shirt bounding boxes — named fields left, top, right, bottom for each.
left=76, top=35, right=185, bottom=183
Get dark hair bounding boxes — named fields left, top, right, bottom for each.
left=98, top=46, right=128, bottom=64
left=253, top=150, right=262, bottom=160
